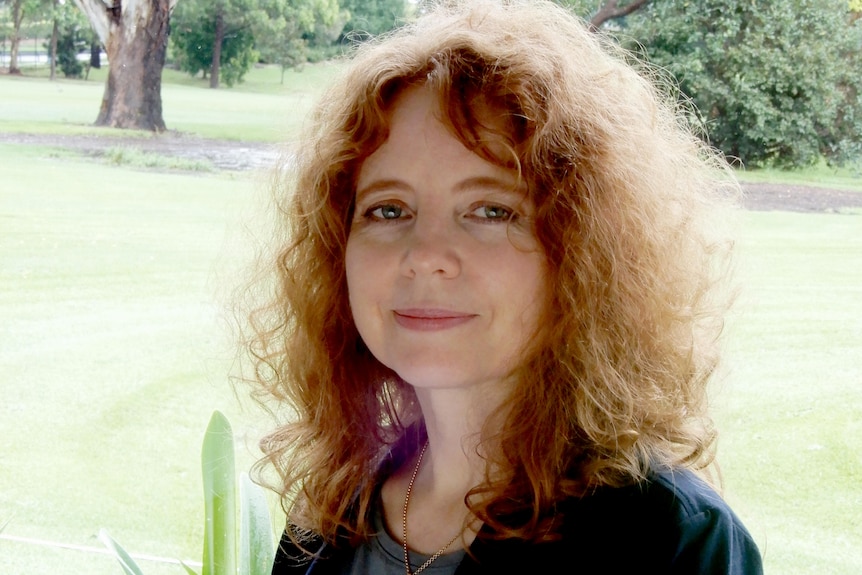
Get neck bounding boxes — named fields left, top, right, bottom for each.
left=381, top=384, right=510, bottom=555
left=413, top=384, right=509, bottom=492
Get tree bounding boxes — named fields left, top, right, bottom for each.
left=41, top=0, right=88, bottom=80
left=554, top=0, right=650, bottom=29
left=48, top=0, right=59, bottom=80
left=172, top=0, right=344, bottom=88
left=588, top=0, right=649, bottom=29
left=302, top=0, right=347, bottom=61
left=47, top=1, right=90, bottom=78
left=2, top=0, right=61, bottom=74
left=255, top=0, right=346, bottom=80
left=171, top=0, right=270, bottom=88
left=624, top=0, right=862, bottom=168
left=339, top=0, right=406, bottom=40
left=72, top=0, right=177, bottom=131
left=171, top=0, right=257, bottom=88
left=5, top=0, right=30, bottom=74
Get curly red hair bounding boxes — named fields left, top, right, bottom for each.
left=244, top=0, right=738, bottom=546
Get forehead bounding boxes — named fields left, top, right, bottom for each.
left=356, top=86, right=522, bottom=193
left=381, top=82, right=522, bottom=163
left=385, top=85, right=442, bottom=133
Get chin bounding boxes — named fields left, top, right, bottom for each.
left=393, top=365, right=509, bottom=394
left=391, top=365, right=470, bottom=389
left=396, top=373, right=463, bottom=390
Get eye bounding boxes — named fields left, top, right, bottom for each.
left=469, top=204, right=516, bottom=222
left=365, top=203, right=406, bottom=221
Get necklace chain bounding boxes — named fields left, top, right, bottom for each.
left=402, top=441, right=461, bottom=575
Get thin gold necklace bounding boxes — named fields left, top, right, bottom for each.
left=402, top=441, right=462, bottom=575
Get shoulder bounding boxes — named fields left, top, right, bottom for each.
left=561, top=468, right=762, bottom=574
left=645, top=469, right=763, bottom=574
left=272, top=530, right=343, bottom=575
left=582, top=467, right=736, bottom=530
left=462, top=468, right=763, bottom=575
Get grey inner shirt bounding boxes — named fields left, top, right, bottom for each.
left=339, top=500, right=467, bottom=575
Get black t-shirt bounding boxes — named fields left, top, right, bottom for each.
left=272, top=468, right=763, bottom=575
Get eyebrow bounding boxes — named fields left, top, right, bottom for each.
left=355, top=179, right=412, bottom=200
left=455, top=175, right=523, bottom=194
left=356, top=175, right=523, bottom=200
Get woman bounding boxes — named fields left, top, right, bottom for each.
left=246, top=1, right=763, bottom=573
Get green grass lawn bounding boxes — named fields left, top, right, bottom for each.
left=736, top=161, right=862, bottom=192
left=715, top=210, right=862, bottom=575
left=0, top=144, right=278, bottom=574
left=1, top=67, right=861, bottom=574
left=0, top=62, right=343, bottom=141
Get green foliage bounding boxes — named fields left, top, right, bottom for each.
left=99, top=530, right=146, bottom=575
left=54, top=29, right=84, bottom=77
left=170, top=0, right=346, bottom=86
left=552, top=0, right=605, bottom=18
left=102, top=147, right=214, bottom=172
left=255, top=0, right=347, bottom=76
left=202, top=411, right=238, bottom=575
left=48, top=3, right=90, bottom=78
left=552, top=0, right=652, bottom=26
left=100, top=412, right=274, bottom=575
left=339, top=0, right=408, bottom=40
left=2, top=0, right=58, bottom=66
left=240, top=474, right=277, bottom=575
left=624, top=0, right=862, bottom=168
left=303, top=0, right=349, bottom=62
left=171, top=0, right=263, bottom=87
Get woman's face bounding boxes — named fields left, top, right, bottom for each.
left=345, top=86, right=547, bottom=393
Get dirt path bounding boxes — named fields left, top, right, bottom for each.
left=736, top=181, right=862, bottom=213
left=3, top=131, right=861, bottom=213
left=1, top=131, right=279, bottom=172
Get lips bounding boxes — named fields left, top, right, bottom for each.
left=393, top=308, right=477, bottom=331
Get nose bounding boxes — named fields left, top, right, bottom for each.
left=400, top=215, right=461, bottom=279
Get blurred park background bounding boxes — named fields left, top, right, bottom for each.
left=1, top=1, right=861, bottom=574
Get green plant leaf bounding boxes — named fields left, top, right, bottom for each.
left=202, top=410, right=237, bottom=575
left=180, top=561, right=200, bottom=575
left=239, top=473, right=275, bottom=575
left=98, top=528, right=146, bottom=575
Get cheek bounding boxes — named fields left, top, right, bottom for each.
left=510, top=256, right=549, bottom=330
left=345, top=234, right=399, bottom=290
left=345, top=240, right=364, bottom=314
left=345, top=238, right=382, bottom=333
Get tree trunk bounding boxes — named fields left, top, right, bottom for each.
left=210, top=9, right=224, bottom=89
left=590, top=0, right=651, bottom=31
left=8, top=0, right=24, bottom=74
left=90, top=41, right=101, bottom=69
left=49, top=16, right=59, bottom=81
left=95, top=0, right=172, bottom=131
